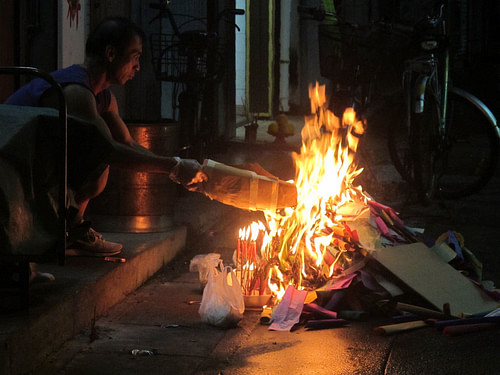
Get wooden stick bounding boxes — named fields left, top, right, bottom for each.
left=396, top=302, right=452, bottom=320
left=374, top=320, right=428, bottom=335
left=443, top=323, right=500, bottom=336
left=433, top=316, right=500, bottom=330
left=305, top=319, right=349, bottom=330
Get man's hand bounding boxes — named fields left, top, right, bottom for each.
left=169, top=158, right=208, bottom=191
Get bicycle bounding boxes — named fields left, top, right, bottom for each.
left=149, top=1, right=244, bottom=160
left=387, top=1, right=500, bottom=202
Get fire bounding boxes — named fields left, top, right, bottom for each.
left=236, top=82, right=370, bottom=300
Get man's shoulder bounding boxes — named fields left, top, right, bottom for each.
left=56, top=65, right=94, bottom=98
left=53, top=64, right=87, bottom=76
left=62, top=84, right=95, bottom=101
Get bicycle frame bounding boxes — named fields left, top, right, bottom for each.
left=404, top=2, right=450, bottom=140
left=385, top=2, right=500, bottom=201
left=404, top=55, right=444, bottom=141
left=405, top=13, right=500, bottom=149
left=149, top=1, right=244, bottom=159
left=399, top=1, right=500, bottom=201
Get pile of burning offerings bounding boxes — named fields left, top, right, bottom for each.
left=213, top=82, right=498, bottom=334
left=234, top=82, right=419, bottom=307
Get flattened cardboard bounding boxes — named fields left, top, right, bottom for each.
left=371, top=242, right=499, bottom=316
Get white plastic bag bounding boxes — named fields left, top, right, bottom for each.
left=199, top=266, right=245, bottom=328
left=189, top=253, right=221, bottom=288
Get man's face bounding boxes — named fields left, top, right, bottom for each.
left=109, top=34, right=142, bottom=85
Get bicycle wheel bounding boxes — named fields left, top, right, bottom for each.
left=410, top=87, right=440, bottom=202
left=435, top=89, right=499, bottom=199
left=387, top=91, right=414, bottom=183
left=387, top=83, right=440, bottom=203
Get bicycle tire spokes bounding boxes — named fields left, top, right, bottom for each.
left=435, top=92, right=499, bottom=199
left=388, top=84, right=499, bottom=202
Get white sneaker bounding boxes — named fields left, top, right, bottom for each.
left=66, top=222, right=122, bottom=257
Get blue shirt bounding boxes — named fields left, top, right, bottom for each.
left=5, top=64, right=112, bottom=114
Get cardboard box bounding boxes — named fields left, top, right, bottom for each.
left=371, top=242, right=499, bottom=317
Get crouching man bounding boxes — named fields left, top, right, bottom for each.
left=5, top=17, right=206, bottom=257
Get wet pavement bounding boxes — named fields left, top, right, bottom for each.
left=6, top=113, right=500, bottom=374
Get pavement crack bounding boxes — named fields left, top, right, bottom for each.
left=382, top=336, right=397, bottom=375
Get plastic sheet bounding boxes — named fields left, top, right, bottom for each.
left=0, top=105, right=113, bottom=255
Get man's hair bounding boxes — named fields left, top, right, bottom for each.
left=85, top=17, right=145, bottom=62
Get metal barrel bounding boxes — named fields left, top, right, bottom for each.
left=88, top=121, right=180, bottom=233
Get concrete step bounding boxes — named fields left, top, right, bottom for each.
left=0, top=227, right=186, bottom=375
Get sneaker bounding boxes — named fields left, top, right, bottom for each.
left=66, top=221, right=123, bottom=257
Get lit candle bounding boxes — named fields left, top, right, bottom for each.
left=237, top=237, right=241, bottom=264
left=242, top=239, right=247, bottom=291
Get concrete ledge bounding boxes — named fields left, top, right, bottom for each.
left=0, top=226, right=186, bottom=375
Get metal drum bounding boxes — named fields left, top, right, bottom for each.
left=88, top=121, right=180, bottom=233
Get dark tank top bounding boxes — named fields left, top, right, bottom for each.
left=5, top=64, right=111, bottom=114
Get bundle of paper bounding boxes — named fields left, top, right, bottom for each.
left=200, top=159, right=297, bottom=211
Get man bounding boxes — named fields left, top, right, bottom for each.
left=6, top=17, right=205, bottom=257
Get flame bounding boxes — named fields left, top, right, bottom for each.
left=237, top=82, right=370, bottom=300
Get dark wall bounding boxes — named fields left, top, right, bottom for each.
left=0, top=0, right=58, bottom=100
left=24, top=1, right=58, bottom=74
left=248, top=1, right=272, bottom=114
left=0, top=0, right=17, bottom=103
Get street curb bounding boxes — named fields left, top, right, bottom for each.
left=1, top=226, right=187, bottom=375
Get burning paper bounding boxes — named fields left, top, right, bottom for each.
left=262, top=83, right=373, bottom=292
left=233, top=82, right=390, bottom=303
left=269, top=285, right=308, bottom=331
left=227, top=82, right=499, bottom=333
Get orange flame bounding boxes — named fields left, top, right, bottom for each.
left=237, top=82, right=370, bottom=300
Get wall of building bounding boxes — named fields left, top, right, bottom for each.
left=4, top=1, right=499, bottom=135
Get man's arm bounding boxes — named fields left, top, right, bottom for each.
left=99, top=93, right=170, bottom=163
left=100, top=93, right=140, bottom=145
left=40, top=84, right=204, bottom=186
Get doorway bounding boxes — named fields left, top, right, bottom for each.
left=235, top=0, right=247, bottom=122
left=236, top=0, right=276, bottom=122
